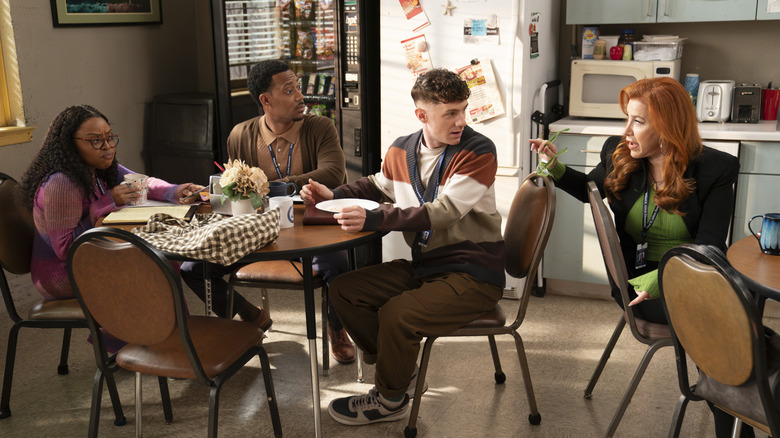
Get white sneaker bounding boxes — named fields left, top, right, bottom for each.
left=328, top=391, right=409, bottom=425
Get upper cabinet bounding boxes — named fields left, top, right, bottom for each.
left=567, top=0, right=767, bottom=24
left=757, top=0, right=780, bottom=19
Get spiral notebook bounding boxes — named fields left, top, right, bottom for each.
left=101, top=204, right=197, bottom=225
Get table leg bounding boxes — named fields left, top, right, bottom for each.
left=302, top=256, right=323, bottom=437
left=202, top=263, right=213, bottom=316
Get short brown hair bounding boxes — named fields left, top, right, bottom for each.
left=411, top=68, right=470, bottom=105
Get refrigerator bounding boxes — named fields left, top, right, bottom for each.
left=378, top=0, right=561, bottom=289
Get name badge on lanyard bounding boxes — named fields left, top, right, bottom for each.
left=413, top=137, right=447, bottom=248
left=636, top=187, right=659, bottom=270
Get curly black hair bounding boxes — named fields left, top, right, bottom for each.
left=21, top=105, right=118, bottom=210
left=411, top=68, right=470, bottom=105
left=247, top=59, right=292, bottom=109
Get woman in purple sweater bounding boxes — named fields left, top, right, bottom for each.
left=21, top=104, right=202, bottom=301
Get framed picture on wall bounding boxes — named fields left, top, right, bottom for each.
left=50, top=0, right=162, bottom=27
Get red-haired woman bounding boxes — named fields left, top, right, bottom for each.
left=530, top=77, right=743, bottom=437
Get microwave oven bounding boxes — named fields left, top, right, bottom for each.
left=569, top=59, right=681, bottom=119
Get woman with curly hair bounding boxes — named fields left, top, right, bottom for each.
left=530, top=77, right=744, bottom=437
left=21, top=104, right=203, bottom=301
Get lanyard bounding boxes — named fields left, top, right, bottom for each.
left=641, top=187, right=660, bottom=241
left=411, top=137, right=447, bottom=205
left=266, top=141, right=294, bottom=180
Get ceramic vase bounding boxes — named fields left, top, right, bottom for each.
left=231, top=198, right=257, bottom=215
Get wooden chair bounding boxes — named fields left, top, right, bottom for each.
left=0, top=172, right=125, bottom=426
left=68, top=227, right=282, bottom=438
left=660, top=244, right=780, bottom=437
left=403, top=173, right=555, bottom=438
left=583, top=181, right=673, bottom=437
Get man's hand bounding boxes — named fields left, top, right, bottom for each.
left=301, top=178, right=334, bottom=205
left=334, top=206, right=366, bottom=232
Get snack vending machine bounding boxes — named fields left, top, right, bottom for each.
left=211, top=0, right=380, bottom=181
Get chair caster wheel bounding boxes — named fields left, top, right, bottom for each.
left=528, top=413, right=541, bottom=425
left=404, top=426, right=418, bottom=438
left=494, top=372, right=506, bottom=384
left=584, top=392, right=592, bottom=399
left=57, top=364, right=69, bottom=375
left=114, top=416, right=127, bottom=426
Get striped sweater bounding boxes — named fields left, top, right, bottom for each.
left=333, top=126, right=506, bottom=287
left=31, top=165, right=180, bottom=300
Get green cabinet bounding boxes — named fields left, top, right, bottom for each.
left=567, top=0, right=760, bottom=24
left=733, top=141, right=780, bottom=241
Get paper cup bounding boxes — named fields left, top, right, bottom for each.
left=269, top=196, right=294, bottom=228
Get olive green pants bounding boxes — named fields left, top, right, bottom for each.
left=329, top=259, right=502, bottom=399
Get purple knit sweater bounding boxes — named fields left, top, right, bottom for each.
left=31, top=165, right=181, bottom=300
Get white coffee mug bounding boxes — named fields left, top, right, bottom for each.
left=123, top=173, right=148, bottom=205
left=269, top=196, right=294, bottom=228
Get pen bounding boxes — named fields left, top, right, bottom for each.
left=214, top=161, right=226, bottom=172
left=181, top=186, right=208, bottom=202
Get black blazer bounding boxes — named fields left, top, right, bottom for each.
left=555, top=135, right=739, bottom=280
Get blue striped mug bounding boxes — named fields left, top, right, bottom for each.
left=748, top=213, right=780, bottom=255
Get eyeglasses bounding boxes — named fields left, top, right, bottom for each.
left=74, top=134, right=120, bottom=150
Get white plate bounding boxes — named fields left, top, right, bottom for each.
left=316, top=198, right=379, bottom=213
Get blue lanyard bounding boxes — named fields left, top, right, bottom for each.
left=267, top=141, right=294, bottom=180
left=412, top=137, right=447, bottom=205
left=641, top=187, right=660, bottom=241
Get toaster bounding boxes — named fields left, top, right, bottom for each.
left=731, top=83, right=762, bottom=123
left=697, top=80, right=735, bottom=123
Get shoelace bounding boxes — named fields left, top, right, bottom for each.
left=350, top=393, right=384, bottom=412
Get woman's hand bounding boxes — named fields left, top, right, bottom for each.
left=110, top=184, right=142, bottom=206
left=334, top=206, right=366, bottom=232
left=301, top=178, right=334, bottom=205
left=629, top=291, right=651, bottom=306
left=529, top=138, right=560, bottom=167
left=176, top=183, right=206, bottom=204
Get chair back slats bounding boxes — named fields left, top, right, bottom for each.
left=661, top=251, right=754, bottom=386
left=69, top=231, right=178, bottom=346
left=0, top=173, right=35, bottom=275
left=504, top=173, right=555, bottom=280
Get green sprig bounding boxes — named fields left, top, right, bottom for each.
left=536, top=128, right=569, bottom=176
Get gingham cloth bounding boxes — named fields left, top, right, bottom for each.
left=131, top=209, right=280, bottom=265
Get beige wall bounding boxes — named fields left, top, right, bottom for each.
left=0, top=0, right=214, bottom=181
left=557, top=0, right=780, bottom=110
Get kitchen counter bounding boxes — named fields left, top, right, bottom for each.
left=550, top=117, right=780, bottom=142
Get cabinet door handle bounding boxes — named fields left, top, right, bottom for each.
left=646, top=0, right=652, bottom=16
left=663, top=0, right=669, bottom=16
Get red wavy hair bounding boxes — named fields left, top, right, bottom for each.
left=604, top=77, right=702, bottom=214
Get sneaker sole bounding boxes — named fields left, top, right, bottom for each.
left=327, top=404, right=409, bottom=426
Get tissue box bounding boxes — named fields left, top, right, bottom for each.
left=633, top=41, right=684, bottom=61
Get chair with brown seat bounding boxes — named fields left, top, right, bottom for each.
left=583, top=180, right=673, bottom=437
left=0, top=172, right=125, bottom=426
left=660, top=244, right=780, bottom=437
left=68, top=227, right=282, bottom=438
left=403, top=172, right=555, bottom=438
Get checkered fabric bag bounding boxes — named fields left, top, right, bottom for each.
left=131, top=209, right=280, bottom=265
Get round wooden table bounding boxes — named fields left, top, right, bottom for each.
left=727, top=236, right=780, bottom=298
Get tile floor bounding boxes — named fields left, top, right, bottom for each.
left=0, top=272, right=768, bottom=437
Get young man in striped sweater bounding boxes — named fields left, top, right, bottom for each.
left=301, top=68, right=506, bottom=425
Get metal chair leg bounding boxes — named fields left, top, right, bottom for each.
left=134, top=372, right=143, bottom=438
left=158, top=377, right=173, bottom=423
left=487, top=334, right=506, bottom=383
left=322, top=285, right=329, bottom=375
left=0, top=325, right=20, bottom=418
left=356, top=350, right=364, bottom=382
left=57, top=328, right=72, bottom=375
left=668, top=393, right=690, bottom=438
left=604, top=338, right=673, bottom=437
left=585, top=315, right=626, bottom=398
left=404, top=337, right=436, bottom=438
left=258, top=347, right=283, bottom=438
left=513, top=332, right=541, bottom=425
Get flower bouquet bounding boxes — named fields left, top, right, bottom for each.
left=219, top=159, right=270, bottom=210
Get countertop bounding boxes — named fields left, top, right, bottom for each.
left=550, top=116, right=780, bottom=142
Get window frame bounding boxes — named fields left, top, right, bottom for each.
left=0, top=0, right=33, bottom=147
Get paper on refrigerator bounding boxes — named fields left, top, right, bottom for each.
left=400, top=34, right=433, bottom=76
left=398, top=0, right=430, bottom=32
left=456, top=58, right=505, bottom=123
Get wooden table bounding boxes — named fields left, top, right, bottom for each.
left=727, top=236, right=780, bottom=300
left=102, top=203, right=384, bottom=437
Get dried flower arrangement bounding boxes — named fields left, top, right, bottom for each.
left=219, top=159, right=270, bottom=209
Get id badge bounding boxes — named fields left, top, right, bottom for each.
left=635, top=242, right=648, bottom=270
left=418, top=230, right=432, bottom=247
